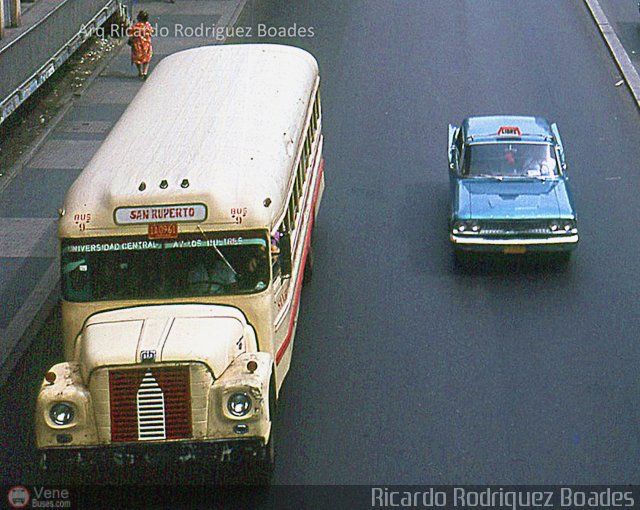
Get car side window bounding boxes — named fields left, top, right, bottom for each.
left=453, top=130, right=464, bottom=173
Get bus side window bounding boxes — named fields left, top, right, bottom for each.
left=287, top=200, right=295, bottom=231
left=279, top=231, right=292, bottom=279
left=271, top=230, right=282, bottom=279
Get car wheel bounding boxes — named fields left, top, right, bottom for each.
left=453, top=247, right=469, bottom=267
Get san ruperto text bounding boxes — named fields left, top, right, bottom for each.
left=370, top=487, right=635, bottom=509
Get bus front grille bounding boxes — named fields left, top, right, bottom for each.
left=136, top=371, right=167, bottom=440
left=109, top=366, right=192, bottom=443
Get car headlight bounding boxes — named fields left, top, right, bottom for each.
left=227, top=392, right=252, bottom=417
left=453, top=221, right=480, bottom=234
left=49, top=402, right=75, bottom=426
left=550, top=220, right=577, bottom=233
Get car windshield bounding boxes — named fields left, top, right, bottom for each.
left=61, top=230, right=270, bottom=302
left=462, top=142, right=559, bottom=178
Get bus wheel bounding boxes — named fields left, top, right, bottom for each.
left=251, top=381, right=276, bottom=485
left=303, top=245, right=314, bottom=285
left=251, top=434, right=275, bottom=485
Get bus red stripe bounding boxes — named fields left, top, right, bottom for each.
left=275, top=157, right=324, bottom=365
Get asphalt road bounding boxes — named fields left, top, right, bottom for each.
left=2, top=0, right=639, bottom=503
left=256, top=0, right=640, bottom=485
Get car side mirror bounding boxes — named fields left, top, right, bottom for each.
left=550, top=123, right=567, bottom=171
left=279, top=232, right=292, bottom=279
left=447, top=124, right=458, bottom=170
left=449, top=147, right=459, bottom=172
left=555, top=145, right=567, bottom=174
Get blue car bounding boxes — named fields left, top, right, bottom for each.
left=448, top=115, right=578, bottom=257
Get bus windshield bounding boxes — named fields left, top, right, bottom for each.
left=61, top=230, right=270, bottom=302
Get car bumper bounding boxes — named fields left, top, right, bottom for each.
left=450, top=234, right=579, bottom=253
left=40, top=438, right=268, bottom=471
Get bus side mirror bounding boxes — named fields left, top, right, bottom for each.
left=279, top=232, right=292, bottom=278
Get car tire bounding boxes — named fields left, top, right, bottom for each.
left=453, top=247, right=469, bottom=267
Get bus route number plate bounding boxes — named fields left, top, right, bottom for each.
left=148, top=223, right=178, bottom=239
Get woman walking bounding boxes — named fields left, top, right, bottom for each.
left=127, top=10, right=154, bottom=80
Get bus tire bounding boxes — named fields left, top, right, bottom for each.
left=251, top=381, right=276, bottom=485
left=251, top=434, right=275, bottom=485
left=303, top=245, right=314, bottom=285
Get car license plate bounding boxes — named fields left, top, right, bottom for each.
left=504, top=245, right=526, bottom=254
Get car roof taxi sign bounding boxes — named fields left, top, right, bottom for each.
left=497, top=126, right=522, bottom=136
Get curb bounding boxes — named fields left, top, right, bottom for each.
left=583, top=0, right=640, bottom=108
left=0, top=258, right=59, bottom=388
left=0, top=37, right=127, bottom=387
left=227, top=0, right=248, bottom=29
left=0, top=100, right=73, bottom=195
left=0, top=35, right=125, bottom=196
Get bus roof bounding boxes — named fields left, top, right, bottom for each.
left=60, top=44, right=319, bottom=238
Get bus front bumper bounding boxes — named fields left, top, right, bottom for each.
left=40, top=438, right=269, bottom=471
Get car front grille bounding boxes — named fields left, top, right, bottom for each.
left=109, top=366, right=192, bottom=443
left=479, top=220, right=550, bottom=235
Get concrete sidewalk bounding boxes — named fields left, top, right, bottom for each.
left=585, top=0, right=640, bottom=109
left=0, top=0, right=247, bottom=384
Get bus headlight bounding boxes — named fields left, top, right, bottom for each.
left=49, top=402, right=75, bottom=426
left=227, top=392, right=252, bottom=417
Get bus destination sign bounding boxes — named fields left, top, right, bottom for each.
left=115, top=204, right=207, bottom=225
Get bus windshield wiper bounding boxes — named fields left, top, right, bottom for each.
left=197, top=226, right=238, bottom=276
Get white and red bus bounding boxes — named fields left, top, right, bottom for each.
left=35, top=44, right=324, bottom=480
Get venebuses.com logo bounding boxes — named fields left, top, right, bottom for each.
left=7, top=487, right=30, bottom=509
left=6, top=486, right=71, bottom=509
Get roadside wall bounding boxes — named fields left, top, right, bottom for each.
left=0, top=0, right=119, bottom=125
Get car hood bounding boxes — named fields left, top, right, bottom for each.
left=456, top=179, right=573, bottom=219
